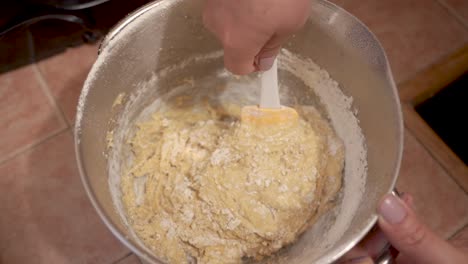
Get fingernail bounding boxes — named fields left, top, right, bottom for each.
left=258, top=56, right=275, bottom=71
left=378, top=195, right=407, bottom=224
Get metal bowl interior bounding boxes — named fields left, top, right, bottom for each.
left=75, top=0, right=403, bottom=263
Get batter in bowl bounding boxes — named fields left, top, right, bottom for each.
left=120, top=96, right=344, bottom=264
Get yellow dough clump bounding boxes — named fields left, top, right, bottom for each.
left=120, top=99, right=344, bottom=264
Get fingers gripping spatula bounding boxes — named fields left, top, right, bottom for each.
left=241, top=59, right=299, bottom=127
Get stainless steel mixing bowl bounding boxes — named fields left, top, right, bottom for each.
left=75, top=0, right=403, bottom=263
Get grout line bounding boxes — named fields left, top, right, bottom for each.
left=425, top=152, right=468, bottom=196
left=403, top=127, right=468, bottom=239
left=32, top=64, right=71, bottom=128
left=446, top=215, right=468, bottom=239
left=397, top=57, right=445, bottom=91
left=110, top=252, right=133, bottom=264
left=396, top=46, right=466, bottom=90
left=449, top=222, right=468, bottom=240
left=403, top=123, right=468, bottom=196
left=0, top=128, right=69, bottom=166
left=435, top=0, right=468, bottom=31
left=394, top=3, right=468, bottom=89
left=402, top=104, right=468, bottom=195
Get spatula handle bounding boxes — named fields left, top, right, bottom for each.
left=260, top=59, right=281, bottom=109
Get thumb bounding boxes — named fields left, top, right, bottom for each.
left=254, top=33, right=288, bottom=71
left=220, top=28, right=271, bottom=75
left=378, top=194, right=464, bottom=264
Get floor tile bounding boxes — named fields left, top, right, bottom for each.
left=0, top=131, right=130, bottom=264
left=450, top=225, right=468, bottom=250
left=0, top=65, right=66, bottom=162
left=338, top=0, right=468, bottom=84
left=115, top=254, right=142, bottom=264
left=396, top=130, right=468, bottom=238
left=440, top=0, right=468, bottom=25
left=37, top=43, right=99, bottom=124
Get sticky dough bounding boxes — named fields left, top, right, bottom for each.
left=120, top=98, right=344, bottom=264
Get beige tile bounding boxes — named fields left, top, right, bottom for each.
left=0, top=131, right=130, bottom=264
left=339, top=0, right=468, bottom=84
left=396, top=130, right=468, bottom=238
left=0, top=65, right=66, bottom=162
left=37, top=44, right=99, bottom=124
left=450, top=225, right=468, bottom=250
left=441, top=0, right=468, bottom=25
left=115, top=254, right=142, bottom=264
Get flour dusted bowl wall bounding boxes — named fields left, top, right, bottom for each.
left=75, top=0, right=403, bottom=263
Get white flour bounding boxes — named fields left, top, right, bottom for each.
left=278, top=50, right=367, bottom=260
left=103, top=49, right=367, bottom=263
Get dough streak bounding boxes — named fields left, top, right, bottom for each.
left=120, top=98, right=344, bottom=264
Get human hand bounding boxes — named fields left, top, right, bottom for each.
left=338, top=193, right=468, bottom=264
left=203, top=0, right=310, bottom=75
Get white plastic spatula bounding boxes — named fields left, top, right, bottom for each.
left=259, top=59, right=281, bottom=108
left=241, top=59, right=299, bottom=127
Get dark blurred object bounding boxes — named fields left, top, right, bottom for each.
left=27, top=0, right=111, bottom=10
left=416, top=72, right=468, bottom=165
left=0, top=0, right=150, bottom=73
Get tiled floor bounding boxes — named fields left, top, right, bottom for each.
left=451, top=225, right=468, bottom=250
left=397, top=132, right=468, bottom=238
left=333, top=0, right=468, bottom=84
left=114, top=254, right=142, bottom=264
left=37, top=44, right=99, bottom=124
left=1, top=0, right=468, bottom=263
left=0, top=65, right=66, bottom=163
left=0, top=132, right=129, bottom=263
left=439, top=0, right=468, bottom=27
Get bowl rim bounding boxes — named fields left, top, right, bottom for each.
left=75, top=0, right=404, bottom=263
